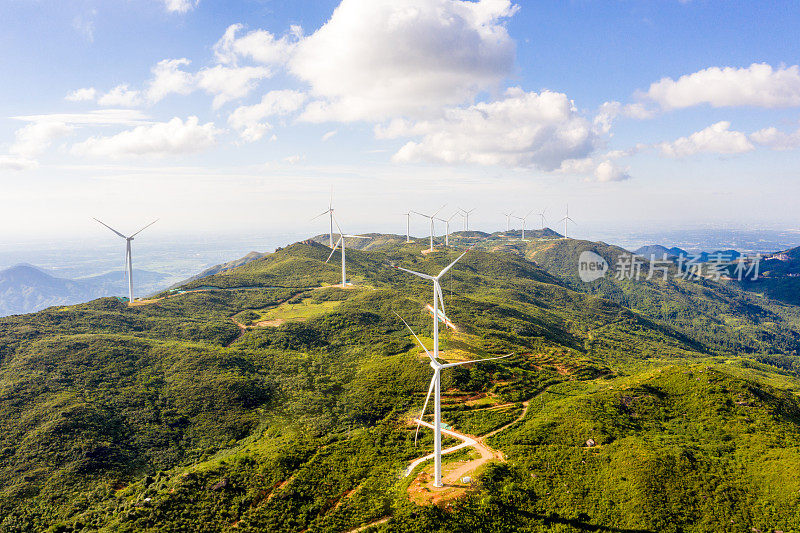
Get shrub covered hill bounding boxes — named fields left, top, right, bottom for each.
left=1, top=233, right=799, bottom=532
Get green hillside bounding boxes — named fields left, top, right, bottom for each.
left=1, top=236, right=799, bottom=532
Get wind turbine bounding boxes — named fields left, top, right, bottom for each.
left=537, top=208, right=547, bottom=230
left=559, top=205, right=576, bottom=239
left=312, top=188, right=335, bottom=248
left=93, top=218, right=158, bottom=303
left=325, top=217, right=371, bottom=287
left=435, top=212, right=459, bottom=247
left=459, top=207, right=476, bottom=231
left=403, top=211, right=412, bottom=243
left=394, top=313, right=511, bottom=488
left=502, top=211, right=515, bottom=233
left=513, top=210, right=534, bottom=241
left=413, top=205, right=445, bottom=252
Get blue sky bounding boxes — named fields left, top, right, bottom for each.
left=2, top=0, right=800, bottom=242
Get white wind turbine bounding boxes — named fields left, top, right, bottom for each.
left=394, top=313, right=511, bottom=488
left=413, top=205, right=445, bottom=252
left=459, top=207, right=476, bottom=231
left=93, top=218, right=159, bottom=303
left=312, top=188, right=335, bottom=247
left=502, top=211, right=515, bottom=233
left=537, top=208, right=548, bottom=230
left=559, top=204, right=576, bottom=239
left=325, top=217, right=371, bottom=287
left=435, top=212, right=459, bottom=247
left=513, top=210, right=534, bottom=241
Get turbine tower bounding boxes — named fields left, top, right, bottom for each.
left=394, top=313, right=511, bottom=489
left=403, top=211, right=412, bottom=243
left=513, top=210, right=534, bottom=241
left=312, top=188, right=335, bottom=248
left=413, top=205, right=445, bottom=252
left=459, top=207, right=476, bottom=231
left=502, top=211, right=515, bottom=233
left=93, top=218, right=158, bottom=303
left=559, top=205, right=576, bottom=239
left=435, top=212, right=459, bottom=247
left=537, top=208, right=547, bottom=230
left=325, top=217, right=371, bottom=286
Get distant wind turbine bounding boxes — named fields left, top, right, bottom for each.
left=513, top=210, right=534, bottom=241
left=502, top=211, right=515, bottom=232
left=403, top=211, right=412, bottom=243
left=559, top=205, right=576, bottom=239
left=537, top=208, right=547, bottom=230
left=413, top=205, right=445, bottom=252
left=93, top=217, right=158, bottom=303
left=312, top=188, right=335, bottom=247
left=394, top=311, right=511, bottom=489
left=435, top=212, right=459, bottom=247
left=459, top=207, right=476, bottom=231
left=326, top=216, right=371, bottom=287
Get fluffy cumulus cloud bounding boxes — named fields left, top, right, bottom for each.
left=71, top=116, right=220, bottom=158
left=65, top=87, right=97, bottom=102
left=594, top=160, right=631, bottom=182
left=750, top=126, right=800, bottom=150
left=98, top=85, right=142, bottom=107
left=228, top=90, right=307, bottom=142
left=644, top=63, right=800, bottom=110
left=658, top=121, right=754, bottom=157
left=291, top=0, right=518, bottom=122
left=163, top=0, right=198, bottom=13
left=380, top=88, right=596, bottom=170
left=10, top=121, right=74, bottom=158
left=146, top=59, right=196, bottom=103
left=0, top=156, right=38, bottom=171
left=213, top=23, right=301, bottom=66
left=196, top=65, right=272, bottom=109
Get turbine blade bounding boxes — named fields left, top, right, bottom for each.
left=343, top=234, right=371, bottom=239
left=394, top=312, right=436, bottom=363
left=325, top=238, right=342, bottom=263
left=123, top=246, right=129, bottom=282
left=310, top=209, right=330, bottom=221
left=436, top=247, right=472, bottom=278
left=431, top=204, right=446, bottom=218
left=411, top=210, right=430, bottom=218
left=395, top=265, right=435, bottom=281
left=440, top=353, right=514, bottom=369
left=435, top=281, right=446, bottom=318
left=331, top=213, right=344, bottom=235
left=92, top=218, right=127, bottom=239
left=415, top=374, right=437, bottom=446
left=130, top=218, right=159, bottom=238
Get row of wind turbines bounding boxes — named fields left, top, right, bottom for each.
left=311, top=198, right=515, bottom=488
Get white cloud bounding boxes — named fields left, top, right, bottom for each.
left=196, top=65, right=272, bottom=109
left=0, top=156, right=39, bottom=171
left=65, top=87, right=97, bottom=102
left=213, top=23, right=300, bottom=66
left=594, top=160, right=631, bottom=182
left=750, top=126, right=800, bottom=150
left=72, top=10, right=96, bottom=42
left=163, top=0, right=198, bottom=13
left=644, top=63, right=800, bottom=110
left=98, top=85, right=142, bottom=107
left=283, top=154, right=305, bottom=164
left=322, top=130, right=337, bottom=142
left=382, top=87, right=596, bottom=170
left=71, top=116, right=220, bottom=158
left=291, top=0, right=518, bottom=122
left=658, top=121, right=754, bottom=158
left=146, top=58, right=195, bottom=103
left=10, top=121, right=74, bottom=158
left=12, top=110, right=150, bottom=126
left=228, top=90, right=307, bottom=142
left=594, top=101, right=655, bottom=132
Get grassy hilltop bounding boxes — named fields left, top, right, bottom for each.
left=0, top=235, right=799, bottom=532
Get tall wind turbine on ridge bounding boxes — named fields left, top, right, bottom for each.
left=93, top=218, right=158, bottom=303
left=459, top=207, right=476, bottom=231
left=312, top=188, right=335, bottom=247
left=513, top=210, right=534, bottom=241
left=537, top=208, right=548, bottom=230
left=435, top=212, right=459, bottom=247
left=325, top=216, right=371, bottom=287
left=502, top=211, right=515, bottom=232
left=559, top=205, right=576, bottom=239
left=413, top=205, right=445, bottom=252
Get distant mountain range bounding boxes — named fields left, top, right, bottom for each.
left=634, top=244, right=741, bottom=262
left=0, top=264, right=172, bottom=316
